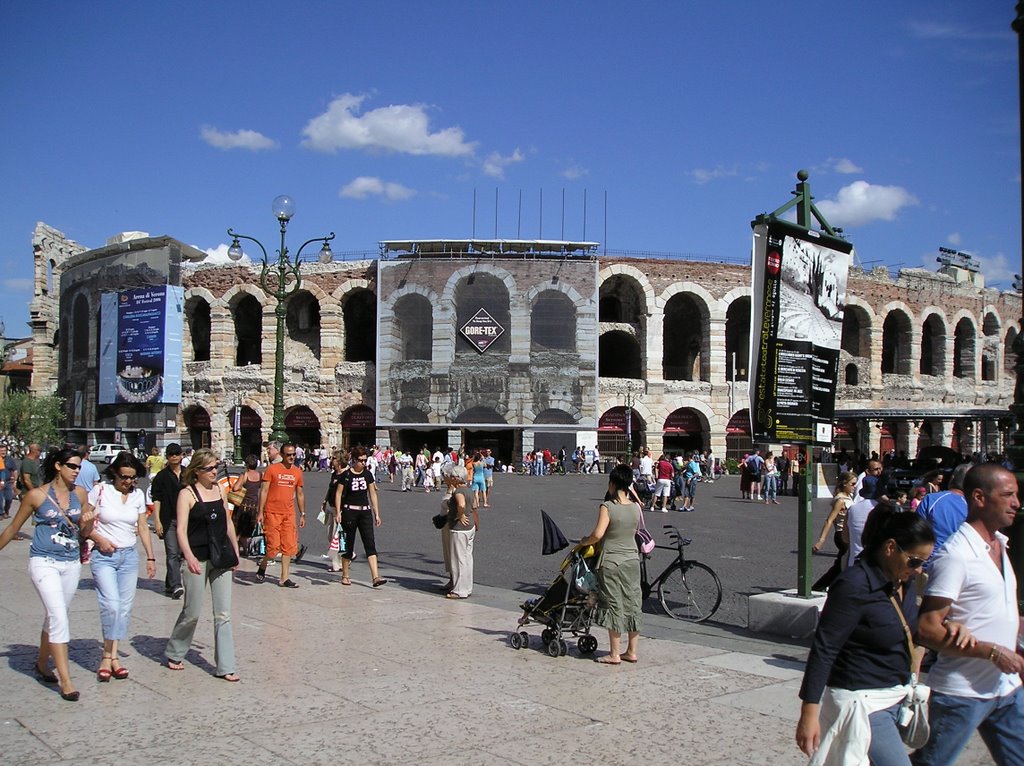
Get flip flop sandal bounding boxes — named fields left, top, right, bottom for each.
left=279, top=579, right=300, bottom=588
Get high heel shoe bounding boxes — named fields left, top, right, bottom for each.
left=97, top=655, right=113, bottom=682
left=60, top=689, right=80, bottom=702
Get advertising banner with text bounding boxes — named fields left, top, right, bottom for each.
left=749, top=220, right=853, bottom=445
left=98, top=285, right=183, bottom=404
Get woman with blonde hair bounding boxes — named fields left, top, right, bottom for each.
left=165, top=449, right=240, bottom=681
left=811, top=471, right=856, bottom=592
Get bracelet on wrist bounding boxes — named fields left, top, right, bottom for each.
left=147, top=558, right=156, bottom=561
left=988, top=644, right=1001, bottom=663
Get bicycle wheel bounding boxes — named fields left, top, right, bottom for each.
left=658, top=561, right=722, bottom=623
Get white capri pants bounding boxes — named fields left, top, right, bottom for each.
left=28, top=556, right=82, bottom=644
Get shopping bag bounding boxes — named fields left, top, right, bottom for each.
left=248, top=522, right=266, bottom=557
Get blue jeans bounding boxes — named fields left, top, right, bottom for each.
left=763, top=475, right=778, bottom=500
left=911, top=687, right=1024, bottom=766
left=90, top=546, right=139, bottom=641
left=868, top=704, right=911, bottom=766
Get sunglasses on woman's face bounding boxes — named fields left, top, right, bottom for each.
left=198, top=465, right=218, bottom=473
left=895, top=542, right=926, bottom=569
left=64, top=462, right=82, bottom=471
left=117, top=475, right=137, bottom=482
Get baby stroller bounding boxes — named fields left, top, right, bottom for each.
left=509, top=511, right=600, bottom=657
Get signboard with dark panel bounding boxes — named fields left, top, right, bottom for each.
left=749, top=220, right=853, bottom=446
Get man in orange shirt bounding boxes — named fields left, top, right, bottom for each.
left=256, top=442, right=305, bottom=588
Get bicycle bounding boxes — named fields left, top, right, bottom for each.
left=639, top=524, right=723, bottom=623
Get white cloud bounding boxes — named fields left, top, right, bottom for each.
left=947, top=232, right=962, bottom=247
left=832, top=158, right=862, bottom=174
left=1, top=278, right=33, bottom=292
left=301, top=93, right=476, bottom=156
left=688, top=165, right=738, bottom=184
left=561, top=163, right=588, bottom=180
left=340, top=176, right=416, bottom=201
left=976, top=251, right=1015, bottom=285
left=907, top=20, right=1009, bottom=42
left=481, top=148, right=524, bottom=179
left=815, top=180, right=918, bottom=227
left=200, top=125, right=277, bottom=151
left=202, top=243, right=249, bottom=264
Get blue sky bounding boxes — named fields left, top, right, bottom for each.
left=1, top=1, right=1019, bottom=336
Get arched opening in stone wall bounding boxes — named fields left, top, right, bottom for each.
left=599, top=275, right=645, bottom=325
left=342, top=404, right=376, bottom=448
left=394, top=294, right=433, bottom=361
left=1005, top=327, right=1018, bottom=376
left=534, top=408, right=576, bottom=455
left=455, top=274, right=511, bottom=356
left=663, top=293, right=708, bottom=382
left=881, top=310, right=912, bottom=375
left=598, top=406, right=646, bottom=459
left=286, top=290, right=321, bottom=361
left=531, top=291, right=576, bottom=352
left=228, top=405, right=262, bottom=460
left=599, top=330, right=642, bottom=379
left=982, top=354, right=996, bottom=382
left=917, top=421, right=935, bottom=453
left=919, top=314, right=946, bottom=377
left=953, top=317, right=976, bottom=379
left=233, top=294, right=263, bottom=366
left=343, top=289, right=376, bottom=363
left=72, top=293, right=89, bottom=363
left=285, top=405, right=322, bottom=448
left=662, top=407, right=706, bottom=454
left=983, top=312, right=1000, bottom=337
left=844, top=363, right=859, bottom=385
left=186, top=297, right=211, bottom=362
left=183, top=405, right=211, bottom=449
left=841, top=304, right=871, bottom=358
left=725, top=298, right=751, bottom=381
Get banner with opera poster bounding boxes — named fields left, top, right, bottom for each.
left=749, top=219, right=853, bottom=446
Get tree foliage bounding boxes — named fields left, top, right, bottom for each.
left=0, top=392, right=66, bottom=447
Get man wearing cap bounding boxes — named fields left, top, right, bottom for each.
left=150, top=443, right=185, bottom=598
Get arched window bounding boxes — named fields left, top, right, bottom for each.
left=186, top=297, right=211, bottom=362
left=663, top=293, right=708, bottom=381
left=344, top=289, right=376, bottom=363
left=1005, top=328, right=1018, bottom=376
left=725, top=297, right=751, bottom=381
left=983, top=312, right=1000, bottom=337
left=287, top=290, right=321, bottom=360
left=599, top=275, right=645, bottom=325
left=599, top=330, right=642, bottom=379
left=919, top=314, right=945, bottom=376
left=531, top=291, right=575, bottom=351
left=72, top=294, right=89, bottom=362
left=881, top=310, right=912, bottom=375
left=953, top=317, right=976, bottom=379
left=841, top=305, right=870, bottom=357
left=981, top=354, right=996, bottom=382
left=233, top=294, right=262, bottom=366
left=394, top=294, right=433, bottom=361
left=845, top=363, right=859, bottom=385
left=455, top=273, right=510, bottom=355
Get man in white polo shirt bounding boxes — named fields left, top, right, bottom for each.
left=913, top=463, right=1024, bottom=766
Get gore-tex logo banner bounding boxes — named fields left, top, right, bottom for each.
left=460, top=308, right=505, bottom=353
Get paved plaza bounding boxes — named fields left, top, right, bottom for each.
left=0, top=472, right=997, bottom=765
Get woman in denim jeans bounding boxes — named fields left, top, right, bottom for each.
left=86, top=452, right=156, bottom=681
left=762, top=452, right=780, bottom=505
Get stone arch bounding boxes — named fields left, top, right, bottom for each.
left=341, top=288, right=376, bottom=363
left=841, top=300, right=874, bottom=358
left=919, top=311, right=947, bottom=377
left=530, top=289, right=576, bottom=352
left=661, top=290, right=711, bottom=381
left=599, top=330, right=642, bottom=379
left=184, top=294, right=211, bottom=363
left=448, top=269, right=514, bottom=356
left=1005, top=326, right=1019, bottom=376
left=285, top=288, right=322, bottom=361
left=880, top=304, right=913, bottom=375
left=982, top=308, right=1001, bottom=337
left=953, top=314, right=976, bottom=379
left=725, top=295, right=752, bottom=381
left=597, top=265, right=653, bottom=323
left=394, top=292, right=434, bottom=361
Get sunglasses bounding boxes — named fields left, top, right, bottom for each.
left=198, top=465, right=219, bottom=473
left=895, top=542, right=926, bottom=569
left=64, top=462, right=83, bottom=470
left=117, top=475, right=137, bottom=481
left=282, top=452, right=296, bottom=457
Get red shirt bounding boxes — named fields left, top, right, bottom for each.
left=657, top=459, right=674, bottom=481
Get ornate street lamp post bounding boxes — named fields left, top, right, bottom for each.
left=227, top=195, right=334, bottom=444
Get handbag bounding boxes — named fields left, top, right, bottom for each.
left=248, top=522, right=266, bottom=557
left=226, top=486, right=247, bottom=507
left=207, top=523, right=239, bottom=569
left=634, top=506, right=655, bottom=555
left=432, top=513, right=449, bottom=530
left=889, top=593, right=931, bottom=748
left=573, top=556, right=598, bottom=594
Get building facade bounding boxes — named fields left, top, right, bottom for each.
left=33, top=223, right=1020, bottom=463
